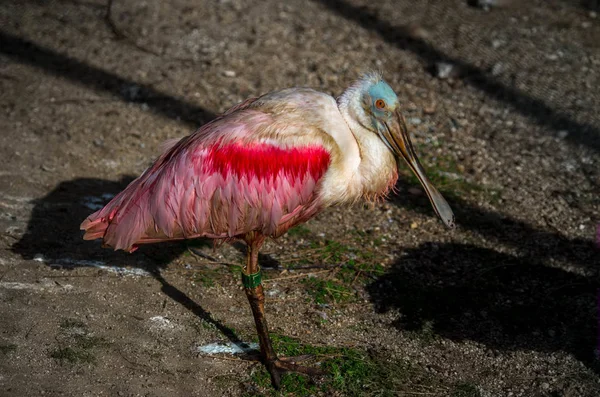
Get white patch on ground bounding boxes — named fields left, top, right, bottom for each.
left=266, top=288, right=280, bottom=297
left=0, top=193, right=34, bottom=210
left=0, top=280, right=73, bottom=292
left=196, top=342, right=259, bottom=355
left=4, top=226, right=22, bottom=236
left=149, top=316, right=176, bottom=330
left=81, top=196, right=105, bottom=210
left=0, top=282, right=45, bottom=290
left=81, top=193, right=114, bottom=210
left=0, top=193, right=34, bottom=203
left=33, top=254, right=150, bottom=276
left=100, top=159, right=119, bottom=169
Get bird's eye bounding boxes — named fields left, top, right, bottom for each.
left=375, top=99, right=386, bottom=109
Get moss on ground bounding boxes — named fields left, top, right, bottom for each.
left=49, top=318, right=109, bottom=366
left=0, top=344, right=17, bottom=354
left=246, top=334, right=456, bottom=396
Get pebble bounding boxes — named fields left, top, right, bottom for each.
left=491, top=62, right=504, bottom=76
left=121, top=84, right=141, bottom=101
left=423, top=105, right=436, bottom=114
left=491, top=39, right=505, bottom=49
left=223, top=70, right=236, bottom=77
left=435, top=62, right=458, bottom=79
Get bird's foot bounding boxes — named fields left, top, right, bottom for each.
left=265, top=356, right=325, bottom=389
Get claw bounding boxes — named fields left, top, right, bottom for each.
left=265, top=357, right=325, bottom=389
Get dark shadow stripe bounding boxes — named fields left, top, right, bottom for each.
left=313, top=0, right=600, bottom=153
left=0, top=31, right=214, bottom=127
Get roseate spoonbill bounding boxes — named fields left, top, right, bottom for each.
left=81, top=72, right=454, bottom=388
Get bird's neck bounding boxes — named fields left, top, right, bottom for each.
left=337, top=100, right=398, bottom=201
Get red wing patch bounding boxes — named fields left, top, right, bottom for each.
left=203, top=143, right=331, bottom=182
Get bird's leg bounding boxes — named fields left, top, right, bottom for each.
left=243, top=234, right=323, bottom=389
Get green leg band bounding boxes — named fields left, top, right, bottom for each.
left=242, top=268, right=262, bottom=289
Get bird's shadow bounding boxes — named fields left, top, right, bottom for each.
left=11, top=177, right=250, bottom=350
left=375, top=176, right=600, bottom=374
left=367, top=242, right=599, bottom=373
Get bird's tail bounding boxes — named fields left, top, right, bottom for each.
left=80, top=215, right=109, bottom=241
left=80, top=176, right=151, bottom=253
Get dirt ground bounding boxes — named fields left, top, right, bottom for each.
left=1, top=0, right=599, bottom=396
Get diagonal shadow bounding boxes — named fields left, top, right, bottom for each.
left=149, top=269, right=250, bottom=351
left=313, top=0, right=600, bottom=153
left=0, top=31, right=215, bottom=128
left=11, top=178, right=250, bottom=351
left=579, top=0, right=600, bottom=11
left=0, top=30, right=253, bottom=348
left=367, top=242, right=599, bottom=373
left=390, top=175, right=599, bottom=275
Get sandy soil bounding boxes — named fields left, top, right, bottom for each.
left=0, top=0, right=599, bottom=396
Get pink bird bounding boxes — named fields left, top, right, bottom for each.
left=81, top=73, right=454, bottom=387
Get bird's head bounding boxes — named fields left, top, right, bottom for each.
left=341, top=73, right=455, bottom=228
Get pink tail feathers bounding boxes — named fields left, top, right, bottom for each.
left=80, top=214, right=109, bottom=241
left=80, top=179, right=151, bottom=253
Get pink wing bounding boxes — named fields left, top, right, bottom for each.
left=80, top=109, right=331, bottom=252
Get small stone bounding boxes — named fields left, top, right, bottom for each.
left=223, top=70, right=236, bottom=77
left=410, top=222, right=418, bottom=229
left=541, top=382, right=550, bottom=390
left=423, top=105, right=436, bottom=114
left=557, top=130, right=569, bottom=139
left=491, top=62, right=504, bottom=76
left=33, top=254, right=45, bottom=262
left=435, top=62, right=457, bottom=79
left=491, top=39, right=505, bottom=49
left=408, top=117, right=422, bottom=125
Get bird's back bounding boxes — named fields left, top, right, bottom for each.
left=81, top=89, right=344, bottom=252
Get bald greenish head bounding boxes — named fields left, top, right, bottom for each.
left=340, top=73, right=455, bottom=229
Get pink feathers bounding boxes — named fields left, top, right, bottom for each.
left=80, top=140, right=331, bottom=252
